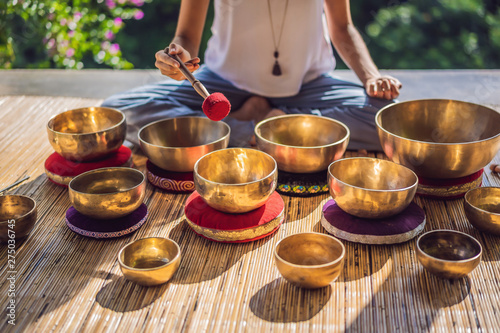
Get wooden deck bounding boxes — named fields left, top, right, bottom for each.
left=0, top=94, right=500, bottom=332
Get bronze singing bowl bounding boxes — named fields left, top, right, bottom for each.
left=464, top=187, right=500, bottom=235
left=376, top=99, right=500, bottom=179
left=255, top=114, right=350, bottom=173
left=47, top=107, right=126, bottom=162
left=0, top=195, right=37, bottom=243
left=274, top=232, right=345, bottom=289
left=68, top=167, right=146, bottom=220
left=194, top=148, right=277, bottom=213
left=139, top=117, right=230, bottom=172
left=416, top=230, right=482, bottom=279
left=328, top=157, right=418, bottom=219
left=118, top=237, right=181, bottom=286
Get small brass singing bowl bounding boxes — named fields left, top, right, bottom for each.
left=416, top=230, right=482, bottom=279
left=464, top=187, right=500, bottom=235
left=139, top=117, right=230, bottom=172
left=0, top=195, right=37, bottom=243
left=194, top=148, right=277, bottom=213
left=255, top=114, right=350, bottom=173
left=68, top=167, right=146, bottom=220
left=118, top=237, right=181, bottom=286
left=47, top=107, right=126, bottom=162
left=328, top=157, right=418, bottom=219
left=376, top=99, right=500, bottom=179
left=274, top=232, right=345, bottom=289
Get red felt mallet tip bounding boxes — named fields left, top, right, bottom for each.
left=202, top=92, right=231, bottom=121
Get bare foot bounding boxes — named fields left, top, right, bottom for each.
left=228, top=96, right=271, bottom=122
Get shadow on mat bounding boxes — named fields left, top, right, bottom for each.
left=283, top=195, right=330, bottom=224
left=167, top=220, right=276, bottom=284
left=96, top=275, right=168, bottom=312
left=249, top=278, right=332, bottom=323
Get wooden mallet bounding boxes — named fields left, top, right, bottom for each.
left=164, top=47, right=231, bottom=121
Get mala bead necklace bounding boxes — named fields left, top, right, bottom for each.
left=267, top=0, right=289, bottom=76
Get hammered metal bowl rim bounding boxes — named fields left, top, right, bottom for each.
left=193, top=148, right=277, bottom=187
left=117, top=237, right=181, bottom=272
left=138, top=117, right=231, bottom=150
left=274, top=232, right=345, bottom=268
left=68, top=167, right=145, bottom=196
left=47, top=107, right=126, bottom=137
left=328, top=157, right=419, bottom=193
left=464, top=186, right=500, bottom=216
left=255, top=114, right=350, bottom=149
left=0, top=194, right=37, bottom=224
left=375, top=99, right=500, bottom=146
left=416, top=229, right=482, bottom=264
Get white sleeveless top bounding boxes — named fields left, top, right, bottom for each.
left=204, top=0, right=335, bottom=97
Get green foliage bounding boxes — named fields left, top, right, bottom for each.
left=363, top=0, right=500, bottom=69
left=0, top=0, right=150, bottom=69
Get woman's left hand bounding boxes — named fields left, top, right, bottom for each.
left=365, top=76, right=402, bottom=100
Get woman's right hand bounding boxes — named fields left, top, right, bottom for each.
left=155, top=43, right=200, bottom=81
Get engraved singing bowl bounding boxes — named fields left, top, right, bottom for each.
left=376, top=99, right=500, bottom=179
left=464, top=187, right=500, bottom=235
left=328, top=157, right=418, bottom=219
left=69, top=167, right=146, bottom=220
left=194, top=148, right=277, bottom=213
left=416, top=230, right=482, bottom=279
left=255, top=114, right=350, bottom=173
left=118, top=237, right=181, bottom=286
left=47, top=107, right=126, bottom=162
left=139, top=117, right=230, bottom=172
left=274, top=232, right=345, bottom=289
left=0, top=195, right=37, bottom=243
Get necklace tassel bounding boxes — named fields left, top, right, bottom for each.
left=272, top=60, right=282, bottom=76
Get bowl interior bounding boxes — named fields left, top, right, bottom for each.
left=0, top=195, right=36, bottom=222
left=256, top=115, right=348, bottom=147
left=329, top=158, right=417, bottom=191
left=466, top=187, right=500, bottom=214
left=276, top=233, right=344, bottom=266
left=378, top=100, right=500, bottom=144
left=49, top=107, right=124, bottom=134
left=196, top=149, right=275, bottom=184
left=418, top=231, right=481, bottom=261
left=70, top=168, right=144, bottom=194
left=120, top=238, right=179, bottom=269
left=140, top=117, right=229, bottom=148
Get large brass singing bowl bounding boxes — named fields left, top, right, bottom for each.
left=0, top=195, right=37, bottom=243
left=416, top=230, right=482, bottom=279
left=255, top=114, right=349, bottom=173
left=139, top=117, right=230, bottom=172
left=274, top=232, right=345, bottom=289
left=194, top=148, right=277, bottom=213
left=47, top=107, right=126, bottom=162
left=69, top=167, right=146, bottom=220
left=328, top=157, right=418, bottom=219
left=118, top=237, right=181, bottom=286
left=376, top=99, right=500, bottom=179
left=464, top=187, right=500, bottom=235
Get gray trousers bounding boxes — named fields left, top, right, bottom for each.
left=101, top=66, right=392, bottom=150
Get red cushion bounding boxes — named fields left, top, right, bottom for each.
left=417, top=169, right=483, bottom=199
left=45, top=146, right=132, bottom=177
left=185, top=191, right=284, bottom=231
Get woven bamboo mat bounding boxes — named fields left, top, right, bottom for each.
left=0, top=95, right=499, bottom=332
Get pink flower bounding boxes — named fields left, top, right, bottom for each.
left=133, top=10, right=144, bottom=20
left=68, top=30, right=75, bottom=37
left=106, top=0, right=116, bottom=9
left=110, top=43, right=120, bottom=55
left=114, top=17, right=123, bottom=27
left=60, top=18, right=67, bottom=26
left=74, top=12, right=82, bottom=22
left=46, top=39, right=55, bottom=48
left=104, top=31, right=115, bottom=40
left=131, top=0, right=144, bottom=6
left=66, top=48, right=75, bottom=57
